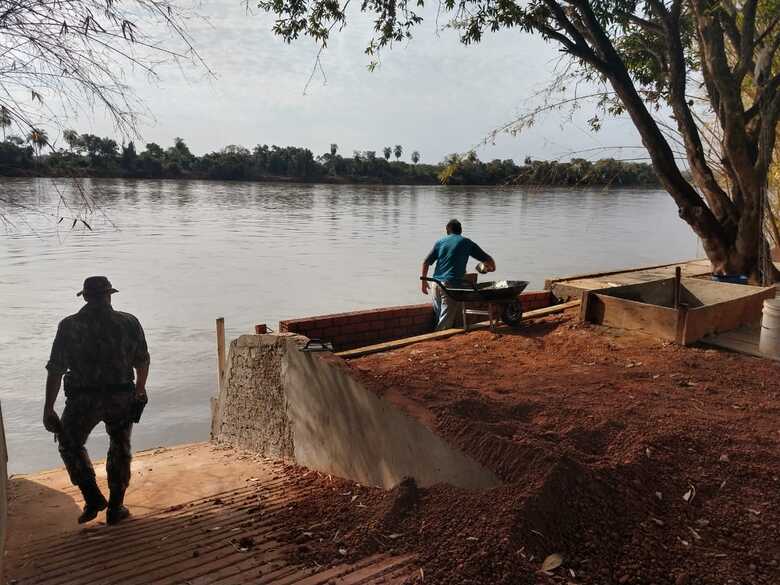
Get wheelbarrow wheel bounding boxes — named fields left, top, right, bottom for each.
left=501, top=301, right=523, bottom=327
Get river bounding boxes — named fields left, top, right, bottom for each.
left=0, top=178, right=702, bottom=473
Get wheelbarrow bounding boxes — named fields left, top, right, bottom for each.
left=421, top=277, right=530, bottom=330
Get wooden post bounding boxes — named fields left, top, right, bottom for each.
left=674, top=266, right=682, bottom=309
left=675, top=304, right=689, bottom=345
left=216, top=317, right=226, bottom=392
left=580, top=291, right=592, bottom=323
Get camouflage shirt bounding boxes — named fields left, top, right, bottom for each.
left=46, top=303, right=150, bottom=387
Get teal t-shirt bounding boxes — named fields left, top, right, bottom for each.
left=426, top=234, right=490, bottom=283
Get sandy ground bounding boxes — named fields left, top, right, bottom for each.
left=6, top=443, right=416, bottom=584
left=277, top=311, right=780, bottom=585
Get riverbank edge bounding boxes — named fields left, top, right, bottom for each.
left=0, top=170, right=662, bottom=188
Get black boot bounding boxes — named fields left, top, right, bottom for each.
left=106, top=489, right=130, bottom=526
left=77, top=481, right=108, bottom=524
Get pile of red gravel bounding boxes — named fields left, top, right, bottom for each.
left=277, top=313, right=780, bottom=584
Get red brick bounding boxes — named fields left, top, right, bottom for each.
left=339, top=323, right=362, bottom=335
left=352, top=321, right=373, bottom=333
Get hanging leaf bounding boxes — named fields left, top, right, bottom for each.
left=57, top=217, right=64, bottom=224
left=80, top=219, right=92, bottom=231
left=540, top=553, right=563, bottom=574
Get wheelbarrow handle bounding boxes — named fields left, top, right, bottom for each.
left=419, top=276, right=477, bottom=292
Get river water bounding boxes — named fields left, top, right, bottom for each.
left=0, top=178, right=701, bottom=473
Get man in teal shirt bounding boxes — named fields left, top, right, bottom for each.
left=421, top=219, right=496, bottom=330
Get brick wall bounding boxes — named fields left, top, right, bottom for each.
left=278, top=291, right=554, bottom=351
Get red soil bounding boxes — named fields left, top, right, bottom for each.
left=278, top=312, right=780, bottom=585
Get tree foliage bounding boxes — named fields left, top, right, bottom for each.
left=0, top=133, right=661, bottom=186
left=0, top=0, right=202, bottom=137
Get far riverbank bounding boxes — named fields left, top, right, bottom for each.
left=1, top=134, right=661, bottom=187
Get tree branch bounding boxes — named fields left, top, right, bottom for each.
left=735, top=0, right=758, bottom=82
left=658, top=1, right=739, bottom=228
left=561, top=0, right=731, bottom=259
left=618, top=10, right=663, bottom=34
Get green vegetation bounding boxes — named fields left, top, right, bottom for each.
left=0, top=132, right=660, bottom=186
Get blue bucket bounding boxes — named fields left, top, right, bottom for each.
left=711, top=274, right=748, bottom=285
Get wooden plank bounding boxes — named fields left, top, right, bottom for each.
left=337, top=301, right=581, bottom=359
left=525, top=300, right=580, bottom=319
left=586, top=294, right=678, bottom=341
left=544, top=258, right=709, bottom=288
left=336, top=327, right=471, bottom=358
left=702, top=335, right=763, bottom=358
left=682, top=286, right=775, bottom=344
left=216, top=317, right=226, bottom=392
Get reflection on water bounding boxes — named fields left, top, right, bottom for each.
left=0, top=178, right=701, bottom=473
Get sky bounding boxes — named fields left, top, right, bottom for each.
left=63, top=1, right=645, bottom=164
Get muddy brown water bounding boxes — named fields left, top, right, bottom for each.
left=0, top=178, right=700, bottom=473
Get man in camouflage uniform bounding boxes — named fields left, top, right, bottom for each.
left=43, top=276, right=150, bottom=525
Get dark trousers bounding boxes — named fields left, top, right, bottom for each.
left=58, top=392, right=134, bottom=497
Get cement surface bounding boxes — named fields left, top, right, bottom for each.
left=6, top=443, right=417, bottom=584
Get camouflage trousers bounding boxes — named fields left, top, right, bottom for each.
left=58, top=391, right=134, bottom=495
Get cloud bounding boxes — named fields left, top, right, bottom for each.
left=62, top=1, right=644, bottom=164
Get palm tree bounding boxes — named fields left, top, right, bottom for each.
left=0, top=107, right=11, bottom=141
left=27, top=128, right=48, bottom=158
left=393, top=144, right=402, bottom=161
left=411, top=150, right=420, bottom=165
left=383, top=146, right=392, bottom=161
left=63, top=129, right=80, bottom=152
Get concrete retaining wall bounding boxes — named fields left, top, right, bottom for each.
left=212, top=334, right=500, bottom=490
left=279, top=291, right=554, bottom=351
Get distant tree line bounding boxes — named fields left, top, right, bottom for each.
left=439, top=152, right=660, bottom=186
left=0, top=131, right=660, bottom=187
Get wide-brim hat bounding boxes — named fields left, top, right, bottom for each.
left=77, top=276, right=119, bottom=297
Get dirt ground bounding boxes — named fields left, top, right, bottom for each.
left=277, top=311, right=780, bottom=585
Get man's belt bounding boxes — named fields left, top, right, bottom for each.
left=64, top=380, right=135, bottom=397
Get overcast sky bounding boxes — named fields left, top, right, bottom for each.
left=67, top=1, right=645, bottom=164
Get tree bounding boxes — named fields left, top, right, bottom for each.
left=383, top=146, right=392, bottom=160
left=393, top=145, right=403, bottom=161
left=331, top=143, right=338, bottom=156
left=145, top=143, right=165, bottom=160
left=258, top=0, right=780, bottom=281
left=0, top=107, right=11, bottom=141
left=121, top=142, right=138, bottom=171
left=167, top=137, right=194, bottom=170
left=411, top=150, right=421, bottom=164
left=27, top=129, right=48, bottom=158
left=0, top=1, right=202, bottom=136
left=63, top=129, right=81, bottom=152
